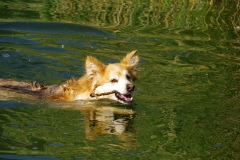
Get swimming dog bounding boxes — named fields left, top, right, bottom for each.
left=0, top=50, right=139, bottom=104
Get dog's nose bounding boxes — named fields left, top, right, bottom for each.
left=127, top=84, right=135, bottom=92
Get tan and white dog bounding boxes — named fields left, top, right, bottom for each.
left=0, top=50, right=139, bottom=104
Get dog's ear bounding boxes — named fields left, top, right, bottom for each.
left=85, top=56, right=105, bottom=80
left=121, top=50, right=139, bottom=71
left=121, top=50, right=139, bottom=80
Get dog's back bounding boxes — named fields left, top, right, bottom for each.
left=0, top=79, right=62, bottom=100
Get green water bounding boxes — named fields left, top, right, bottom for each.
left=1, top=0, right=240, bottom=159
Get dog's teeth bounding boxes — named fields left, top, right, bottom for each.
left=130, top=97, right=133, bottom=100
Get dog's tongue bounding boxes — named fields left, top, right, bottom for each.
left=119, top=94, right=132, bottom=102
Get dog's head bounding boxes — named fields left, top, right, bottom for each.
left=86, top=50, right=139, bottom=104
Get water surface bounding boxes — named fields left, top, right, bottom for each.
left=0, top=0, right=240, bottom=159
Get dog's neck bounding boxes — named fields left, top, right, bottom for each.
left=65, top=76, right=98, bottom=101
left=75, top=92, right=93, bottom=100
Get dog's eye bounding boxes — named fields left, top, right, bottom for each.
left=111, top=79, right=118, bottom=83
left=126, top=75, right=131, bottom=80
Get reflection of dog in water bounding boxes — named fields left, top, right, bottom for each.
left=0, top=50, right=139, bottom=104
left=81, top=106, right=136, bottom=149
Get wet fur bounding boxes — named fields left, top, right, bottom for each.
left=0, top=50, right=139, bottom=103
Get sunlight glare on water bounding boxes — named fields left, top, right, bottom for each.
left=0, top=0, right=240, bottom=159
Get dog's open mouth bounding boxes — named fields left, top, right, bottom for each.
left=115, top=92, right=133, bottom=104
